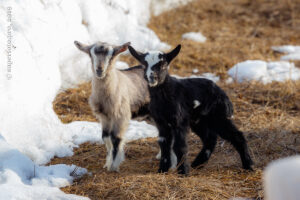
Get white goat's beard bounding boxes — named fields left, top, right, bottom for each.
left=95, top=73, right=106, bottom=79
left=148, top=81, right=158, bottom=87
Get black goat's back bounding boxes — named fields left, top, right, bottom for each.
left=172, top=77, right=233, bottom=119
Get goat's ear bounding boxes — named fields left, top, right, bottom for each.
left=128, top=45, right=145, bottom=64
left=113, top=42, right=131, bottom=56
left=74, top=41, right=91, bottom=53
left=165, top=44, right=181, bottom=64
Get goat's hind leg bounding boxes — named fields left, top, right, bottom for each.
left=214, top=118, right=253, bottom=170
left=191, top=123, right=217, bottom=168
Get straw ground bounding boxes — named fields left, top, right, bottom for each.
left=51, top=0, right=300, bottom=199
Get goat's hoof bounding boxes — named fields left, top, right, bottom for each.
left=157, top=168, right=168, bottom=173
left=243, top=165, right=254, bottom=171
left=191, top=162, right=205, bottom=169
left=177, top=165, right=190, bottom=175
left=242, top=159, right=254, bottom=171
left=108, top=165, right=120, bottom=172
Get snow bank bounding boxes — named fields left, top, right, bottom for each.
left=272, top=45, right=300, bottom=61
left=228, top=60, right=300, bottom=84
left=182, top=32, right=207, bottom=43
left=264, top=156, right=300, bottom=200
left=0, top=0, right=171, bottom=199
left=0, top=0, right=166, bottom=164
left=0, top=120, right=157, bottom=200
left=0, top=134, right=89, bottom=200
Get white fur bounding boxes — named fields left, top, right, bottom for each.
left=110, top=140, right=125, bottom=172
left=156, top=149, right=161, bottom=159
left=103, top=136, right=113, bottom=169
left=145, top=51, right=163, bottom=87
left=158, top=136, right=165, bottom=142
left=170, top=138, right=177, bottom=169
left=193, top=100, right=201, bottom=109
left=170, top=149, right=177, bottom=169
left=264, top=156, right=300, bottom=200
left=103, top=136, right=125, bottom=172
left=155, top=137, right=177, bottom=169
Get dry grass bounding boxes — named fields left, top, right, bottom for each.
left=51, top=0, right=300, bottom=199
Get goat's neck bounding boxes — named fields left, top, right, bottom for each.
left=149, top=74, right=172, bottom=97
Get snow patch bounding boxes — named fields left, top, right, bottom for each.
left=115, top=61, right=129, bottom=70
left=0, top=134, right=89, bottom=200
left=272, top=45, right=300, bottom=61
left=192, top=68, right=199, bottom=73
left=182, top=32, right=207, bottom=43
left=125, top=120, right=158, bottom=142
left=228, top=60, right=300, bottom=84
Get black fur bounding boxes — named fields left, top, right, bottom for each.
left=102, top=130, right=110, bottom=139
left=110, top=131, right=121, bottom=160
left=149, top=75, right=253, bottom=174
left=131, top=104, right=150, bottom=118
left=128, top=45, right=253, bottom=175
left=119, top=65, right=145, bottom=72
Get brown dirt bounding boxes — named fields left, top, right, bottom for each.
left=51, top=0, right=300, bottom=199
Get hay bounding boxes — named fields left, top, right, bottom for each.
left=52, top=0, right=300, bottom=199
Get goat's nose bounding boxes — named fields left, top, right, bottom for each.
left=150, top=73, right=154, bottom=79
left=96, top=68, right=102, bottom=76
left=149, top=74, right=155, bottom=81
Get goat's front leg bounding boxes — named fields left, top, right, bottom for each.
left=101, top=116, right=113, bottom=170
left=102, top=129, right=113, bottom=169
left=157, top=126, right=173, bottom=173
left=108, top=117, right=129, bottom=172
left=172, top=128, right=189, bottom=175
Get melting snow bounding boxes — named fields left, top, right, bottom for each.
left=182, top=32, right=207, bottom=43
left=272, top=45, right=300, bottom=61
left=228, top=60, right=300, bottom=84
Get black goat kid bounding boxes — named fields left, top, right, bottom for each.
left=128, top=45, right=253, bottom=175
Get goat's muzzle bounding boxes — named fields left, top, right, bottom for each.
left=96, top=68, right=103, bottom=77
left=148, top=78, right=158, bottom=87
